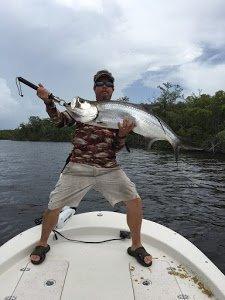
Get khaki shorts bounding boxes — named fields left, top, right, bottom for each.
left=48, top=162, right=140, bottom=210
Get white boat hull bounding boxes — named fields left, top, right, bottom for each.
left=0, top=211, right=224, bottom=299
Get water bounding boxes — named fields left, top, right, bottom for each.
left=0, top=140, right=225, bottom=273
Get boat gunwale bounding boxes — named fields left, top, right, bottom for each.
left=0, top=211, right=224, bottom=298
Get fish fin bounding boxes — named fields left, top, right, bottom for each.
left=125, top=142, right=130, bottom=152
left=155, top=116, right=166, bottom=134
left=173, top=143, right=180, bottom=165
left=96, top=121, right=107, bottom=126
left=147, top=138, right=159, bottom=150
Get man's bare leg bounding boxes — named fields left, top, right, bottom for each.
left=125, top=197, right=152, bottom=265
left=30, top=207, right=62, bottom=262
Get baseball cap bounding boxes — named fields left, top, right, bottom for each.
left=94, top=70, right=114, bottom=83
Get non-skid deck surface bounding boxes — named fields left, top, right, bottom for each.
left=0, top=236, right=214, bottom=300
left=6, top=260, right=68, bottom=300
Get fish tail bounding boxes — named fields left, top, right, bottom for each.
left=172, top=141, right=181, bottom=164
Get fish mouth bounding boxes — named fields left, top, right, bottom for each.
left=71, top=97, right=90, bottom=109
left=68, top=97, right=98, bottom=122
left=68, top=108, right=98, bottom=122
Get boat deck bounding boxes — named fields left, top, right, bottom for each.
left=0, top=211, right=223, bottom=299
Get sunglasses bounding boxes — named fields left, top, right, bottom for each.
left=95, top=81, right=114, bottom=88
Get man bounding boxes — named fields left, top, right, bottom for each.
left=30, top=70, right=152, bottom=267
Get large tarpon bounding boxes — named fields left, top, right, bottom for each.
left=66, top=97, right=181, bottom=161
left=15, top=77, right=190, bottom=161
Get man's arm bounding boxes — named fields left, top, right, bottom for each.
left=37, top=83, right=75, bottom=128
left=45, top=102, right=75, bottom=128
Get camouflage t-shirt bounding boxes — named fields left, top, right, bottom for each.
left=46, top=104, right=126, bottom=168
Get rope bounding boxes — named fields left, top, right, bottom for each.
left=52, top=229, right=128, bottom=244
left=34, top=217, right=131, bottom=244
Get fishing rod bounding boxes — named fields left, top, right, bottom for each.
left=15, top=76, right=91, bottom=124
left=16, top=77, right=68, bottom=107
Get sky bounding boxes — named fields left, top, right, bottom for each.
left=0, top=0, right=225, bottom=129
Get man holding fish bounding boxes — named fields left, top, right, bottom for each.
left=30, top=70, right=153, bottom=267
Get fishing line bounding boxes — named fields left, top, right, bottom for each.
left=16, top=77, right=23, bottom=97
left=52, top=229, right=131, bottom=244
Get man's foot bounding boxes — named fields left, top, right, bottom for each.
left=30, top=243, right=50, bottom=265
left=127, top=245, right=152, bottom=267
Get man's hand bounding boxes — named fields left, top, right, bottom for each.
left=118, top=117, right=135, bottom=138
left=37, top=83, right=53, bottom=105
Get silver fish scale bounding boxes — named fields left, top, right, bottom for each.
left=95, top=101, right=177, bottom=143
left=97, top=102, right=163, bottom=128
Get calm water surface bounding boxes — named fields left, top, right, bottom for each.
left=0, top=140, right=225, bottom=273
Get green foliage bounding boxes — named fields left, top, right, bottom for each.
left=0, top=130, right=14, bottom=140
left=138, top=86, right=225, bottom=152
left=0, top=116, right=74, bottom=142
left=202, top=130, right=225, bottom=153
left=117, top=96, right=130, bottom=102
left=157, top=82, right=184, bottom=112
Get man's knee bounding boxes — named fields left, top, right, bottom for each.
left=124, top=197, right=142, bottom=208
left=44, top=207, right=62, bottom=216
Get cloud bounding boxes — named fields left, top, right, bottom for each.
left=0, top=78, right=19, bottom=115
left=54, top=0, right=104, bottom=13
left=0, top=78, right=25, bottom=129
left=195, top=45, right=225, bottom=65
left=178, top=62, right=225, bottom=95
left=0, top=77, right=47, bottom=129
left=0, top=0, right=225, bottom=128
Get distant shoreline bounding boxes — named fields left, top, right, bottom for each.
left=1, top=138, right=225, bottom=157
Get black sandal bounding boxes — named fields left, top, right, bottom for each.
left=30, top=245, right=50, bottom=265
left=127, top=246, right=152, bottom=267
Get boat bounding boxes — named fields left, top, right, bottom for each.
left=0, top=209, right=225, bottom=299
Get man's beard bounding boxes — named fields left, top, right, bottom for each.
left=98, top=93, right=111, bottom=101
left=102, top=94, right=109, bottom=100
left=96, top=90, right=112, bottom=101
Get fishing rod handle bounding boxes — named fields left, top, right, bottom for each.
left=17, top=77, right=55, bottom=100
left=17, top=77, right=38, bottom=90
left=17, top=76, right=65, bottom=104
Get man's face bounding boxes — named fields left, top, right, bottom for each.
left=94, top=76, right=114, bottom=101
